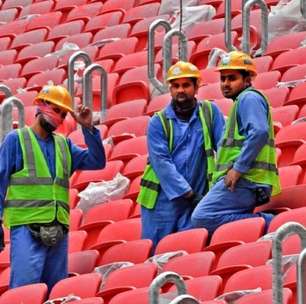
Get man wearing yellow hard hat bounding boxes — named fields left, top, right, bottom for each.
left=192, top=51, right=281, bottom=235
left=137, top=61, right=225, bottom=249
left=0, top=85, right=106, bottom=290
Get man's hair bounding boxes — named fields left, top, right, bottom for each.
left=239, top=70, right=251, bottom=79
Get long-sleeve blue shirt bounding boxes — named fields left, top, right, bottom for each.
left=233, top=89, right=270, bottom=174
left=148, top=101, right=225, bottom=202
left=0, top=126, right=105, bottom=217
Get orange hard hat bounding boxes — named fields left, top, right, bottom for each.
left=166, top=61, right=201, bottom=82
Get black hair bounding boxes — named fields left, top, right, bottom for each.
left=239, top=70, right=251, bottom=79
left=190, top=77, right=198, bottom=86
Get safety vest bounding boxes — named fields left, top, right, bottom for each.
left=213, top=88, right=281, bottom=196
left=4, top=127, right=72, bottom=228
left=137, top=101, right=215, bottom=209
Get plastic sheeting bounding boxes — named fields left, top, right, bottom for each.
left=214, top=287, right=262, bottom=303
left=44, top=295, right=81, bottom=304
left=77, top=173, right=130, bottom=213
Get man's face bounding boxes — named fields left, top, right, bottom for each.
left=169, top=77, right=198, bottom=104
left=220, top=70, right=248, bottom=99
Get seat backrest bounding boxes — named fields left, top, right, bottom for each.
left=68, top=230, right=88, bottom=253
left=287, top=81, right=306, bottom=106
left=27, top=69, right=66, bottom=88
left=48, top=20, right=85, bottom=41
left=11, top=28, right=48, bottom=49
left=279, top=165, right=302, bottom=189
left=122, top=154, right=147, bottom=179
left=272, top=105, right=299, bottom=126
left=122, top=3, right=160, bottom=24
left=17, top=41, right=55, bottom=62
left=261, top=87, right=289, bottom=108
left=109, top=287, right=149, bottom=304
left=93, top=23, right=131, bottom=43
left=275, top=122, right=306, bottom=144
left=253, top=71, right=281, bottom=90
left=101, top=0, right=136, bottom=14
left=66, top=2, right=103, bottom=22
left=68, top=250, right=100, bottom=275
left=85, top=11, right=123, bottom=33
left=20, top=1, right=54, bottom=18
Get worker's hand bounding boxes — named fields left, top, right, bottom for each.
left=71, top=104, right=93, bottom=130
left=224, top=168, right=241, bottom=192
left=0, top=222, right=5, bottom=252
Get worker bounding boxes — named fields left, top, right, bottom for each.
left=0, top=85, right=106, bottom=290
left=191, top=51, right=281, bottom=235
left=137, top=61, right=225, bottom=249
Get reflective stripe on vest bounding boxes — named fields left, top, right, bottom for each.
left=4, top=127, right=71, bottom=228
left=137, top=101, right=215, bottom=209
left=213, top=88, right=281, bottom=196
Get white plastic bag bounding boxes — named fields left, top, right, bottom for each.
left=77, top=173, right=130, bottom=213
left=159, top=0, right=199, bottom=15
left=215, top=287, right=262, bottom=303
left=44, top=295, right=81, bottom=304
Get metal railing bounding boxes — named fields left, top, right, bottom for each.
left=0, top=96, right=25, bottom=142
left=272, top=222, right=306, bottom=304
left=82, top=63, right=108, bottom=122
left=0, top=84, right=13, bottom=100
left=225, top=0, right=238, bottom=52
left=148, top=19, right=172, bottom=94
left=67, top=51, right=92, bottom=110
left=149, top=272, right=187, bottom=304
left=169, top=295, right=200, bottom=304
left=301, top=0, right=306, bottom=18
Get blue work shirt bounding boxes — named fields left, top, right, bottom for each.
left=0, top=126, right=105, bottom=217
left=148, top=101, right=225, bottom=202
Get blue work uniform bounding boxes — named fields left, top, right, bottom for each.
left=0, top=127, right=105, bottom=290
left=141, top=101, right=225, bottom=249
left=192, top=90, right=274, bottom=235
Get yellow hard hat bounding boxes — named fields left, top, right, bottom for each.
left=166, top=61, right=201, bottom=82
left=34, top=85, right=73, bottom=113
left=217, top=51, right=257, bottom=76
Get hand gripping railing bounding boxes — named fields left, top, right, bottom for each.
left=82, top=63, right=107, bottom=122
left=148, top=19, right=172, bottom=94
left=0, top=96, right=25, bottom=142
left=302, top=0, right=306, bottom=18
left=0, top=84, right=13, bottom=100
left=169, top=295, right=200, bottom=304
left=149, top=272, right=187, bottom=304
left=162, top=29, right=188, bottom=83
left=272, top=222, right=306, bottom=304
left=225, top=0, right=238, bottom=52
left=242, top=0, right=268, bottom=56
left=68, top=51, right=92, bottom=110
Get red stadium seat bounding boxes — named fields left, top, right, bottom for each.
left=261, top=87, right=289, bottom=108
left=0, top=245, right=10, bottom=272
left=0, top=78, right=26, bottom=94
left=0, top=49, right=17, bottom=66
left=69, top=208, right=83, bottom=231
left=276, top=139, right=304, bottom=167
left=253, top=71, right=281, bottom=90
left=198, top=83, right=224, bottom=100
left=0, top=19, right=28, bottom=38
left=15, top=90, right=37, bottom=107
left=55, top=32, right=93, bottom=51
left=11, top=29, right=48, bottom=51
left=298, top=104, right=306, bottom=118
left=1, top=0, right=32, bottom=10
left=146, top=93, right=171, bottom=116
left=272, top=105, right=299, bottom=126
left=26, top=11, right=63, bottom=32
left=100, top=0, right=136, bottom=14
left=68, top=230, right=87, bottom=253
left=0, top=37, right=11, bottom=51
left=122, top=3, right=160, bottom=25
left=68, top=250, right=100, bottom=275
left=0, top=64, right=21, bottom=80
left=27, top=69, right=66, bottom=90
left=108, top=288, right=150, bottom=304
left=155, top=228, right=208, bottom=255
left=286, top=81, right=306, bottom=106
left=291, top=143, right=306, bottom=168
left=53, top=0, right=87, bottom=13
left=68, top=298, right=103, bottom=304
left=0, top=8, right=18, bottom=23
left=19, top=1, right=54, bottom=18
left=200, top=68, right=219, bottom=85
left=0, top=267, right=10, bottom=295
left=215, top=0, right=243, bottom=18
left=93, top=24, right=131, bottom=45
left=254, top=56, right=273, bottom=73
left=122, top=155, right=147, bottom=179
left=213, top=99, right=233, bottom=116
left=112, top=51, right=148, bottom=74
left=279, top=165, right=303, bottom=189
left=0, top=283, right=48, bottom=304
left=49, top=273, right=102, bottom=300
left=275, top=122, right=306, bottom=144
left=66, top=2, right=103, bottom=22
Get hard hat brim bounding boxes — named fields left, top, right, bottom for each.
left=167, top=74, right=201, bottom=82
left=216, top=66, right=257, bottom=76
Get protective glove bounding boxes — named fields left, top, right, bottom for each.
left=0, top=221, right=5, bottom=252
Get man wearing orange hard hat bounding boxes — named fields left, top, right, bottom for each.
left=0, top=85, right=106, bottom=290
left=192, top=51, right=281, bottom=235
left=137, top=61, right=225, bottom=249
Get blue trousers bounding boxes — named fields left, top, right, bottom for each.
left=10, top=225, right=68, bottom=291
left=191, top=178, right=273, bottom=235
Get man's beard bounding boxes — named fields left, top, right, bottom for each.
left=39, top=114, right=56, bottom=134
left=171, top=94, right=197, bottom=120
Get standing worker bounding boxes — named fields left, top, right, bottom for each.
left=192, top=51, right=281, bottom=235
left=0, top=85, right=106, bottom=290
left=137, top=61, right=225, bottom=249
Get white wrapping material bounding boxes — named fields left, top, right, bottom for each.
left=215, top=287, right=262, bottom=303
left=44, top=295, right=81, bottom=304
left=159, top=0, right=199, bottom=15
left=45, top=42, right=80, bottom=58
left=77, top=173, right=130, bottom=213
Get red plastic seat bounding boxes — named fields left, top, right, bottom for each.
left=68, top=250, right=100, bottom=275
left=0, top=8, right=18, bottom=24
left=291, top=143, right=306, bottom=168
left=112, top=51, right=148, bottom=74
left=215, top=0, right=243, bottom=18
left=53, top=0, right=87, bottom=13
left=122, top=155, right=147, bottom=179
left=108, top=287, right=150, bottom=304
left=198, top=83, right=224, bottom=100
left=68, top=298, right=104, bottom=304
left=261, top=87, right=289, bottom=108
left=0, top=49, right=17, bottom=66
left=68, top=230, right=87, bottom=253
left=155, top=228, right=208, bottom=255
left=275, top=122, right=306, bottom=144
left=213, top=99, right=233, bottom=116
left=0, top=267, right=10, bottom=295
left=0, top=19, right=28, bottom=38
left=0, top=245, right=10, bottom=272
left=70, top=160, right=124, bottom=191
left=15, top=90, right=37, bottom=107
left=286, top=81, right=306, bottom=106
left=253, top=71, right=281, bottom=90
left=98, top=239, right=153, bottom=266
left=110, top=136, right=147, bottom=161
left=200, top=68, right=219, bottom=86
left=100, top=0, right=136, bottom=14
left=254, top=56, right=273, bottom=73
left=124, top=175, right=141, bottom=201
left=1, top=0, right=32, bottom=10
left=93, top=24, right=131, bottom=45
left=146, top=93, right=171, bottom=116
left=11, top=29, right=48, bottom=51
left=0, top=78, right=26, bottom=94
left=122, top=3, right=160, bottom=25
left=69, top=208, right=83, bottom=232
left=0, top=37, right=11, bottom=51
left=55, top=32, right=92, bottom=51
left=84, top=11, right=124, bottom=34
left=279, top=165, right=303, bottom=189
left=48, top=20, right=85, bottom=44
left=163, top=251, right=215, bottom=278
left=276, top=139, right=304, bottom=167
left=66, top=2, right=103, bottom=22
left=27, top=69, right=66, bottom=90
left=80, top=199, right=134, bottom=249
left=272, top=105, right=299, bottom=126
left=49, top=273, right=102, bottom=300
left=0, top=283, right=48, bottom=304
left=103, top=99, right=147, bottom=127
left=0, top=64, right=21, bottom=80
left=26, top=11, right=63, bottom=32
left=19, top=1, right=54, bottom=18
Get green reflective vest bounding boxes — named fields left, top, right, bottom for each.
left=4, top=127, right=72, bottom=228
left=213, top=88, right=281, bottom=196
left=137, top=101, right=215, bottom=209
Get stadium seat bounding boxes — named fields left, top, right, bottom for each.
left=80, top=199, right=134, bottom=249
left=68, top=250, right=100, bottom=275
left=84, top=11, right=124, bottom=34
left=69, top=208, right=83, bottom=232
left=223, top=264, right=273, bottom=293
left=254, top=56, right=273, bottom=73
left=215, top=0, right=244, bottom=18
left=93, top=24, right=131, bottom=45
left=55, top=32, right=93, bottom=51
left=0, top=64, right=21, bottom=80
left=200, top=68, right=219, bottom=85
left=124, top=175, right=142, bottom=201
left=0, top=8, right=18, bottom=24
left=198, top=83, right=224, bottom=100
left=155, top=228, right=208, bottom=255
left=0, top=245, right=10, bottom=272
left=253, top=71, right=281, bottom=90
left=112, top=51, right=148, bottom=74
left=0, top=267, right=10, bottom=295
left=1, top=0, right=32, bottom=9
left=279, top=165, right=303, bottom=189
left=53, top=0, right=87, bottom=13
left=204, top=218, right=266, bottom=262
left=163, top=251, right=216, bottom=278
left=49, top=273, right=102, bottom=300
left=235, top=288, right=292, bottom=304
left=27, top=69, right=66, bottom=91
left=281, top=63, right=306, bottom=83
left=21, top=56, right=58, bottom=80
left=0, top=78, right=27, bottom=94
left=122, top=155, right=147, bottom=179
left=98, top=239, right=153, bottom=266
left=261, top=87, right=289, bottom=108
left=0, top=19, right=28, bottom=38
left=276, top=139, right=304, bottom=167
left=291, top=143, right=306, bottom=170
left=66, top=2, right=103, bottom=22
left=19, top=1, right=54, bottom=18
left=110, top=136, right=147, bottom=161
left=68, top=230, right=88, bottom=253
left=100, top=0, right=136, bottom=14
left=102, top=99, right=147, bottom=127
left=0, top=49, right=17, bottom=66
left=213, top=99, right=233, bottom=116
left=15, top=90, right=37, bottom=107
left=0, top=37, right=11, bottom=51
left=70, top=160, right=124, bottom=191
left=96, top=263, right=158, bottom=302
left=272, top=105, right=299, bottom=126
left=275, top=122, right=306, bottom=144
left=0, top=283, right=48, bottom=304
left=108, top=287, right=150, bottom=304
left=146, top=93, right=171, bottom=116
left=11, top=29, right=48, bottom=51
left=122, top=3, right=160, bottom=25
left=47, top=20, right=85, bottom=44
left=286, top=81, right=306, bottom=106
left=68, top=298, right=104, bottom=304
left=26, top=11, right=63, bottom=32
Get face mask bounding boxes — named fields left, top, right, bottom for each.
left=37, top=102, right=65, bottom=128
